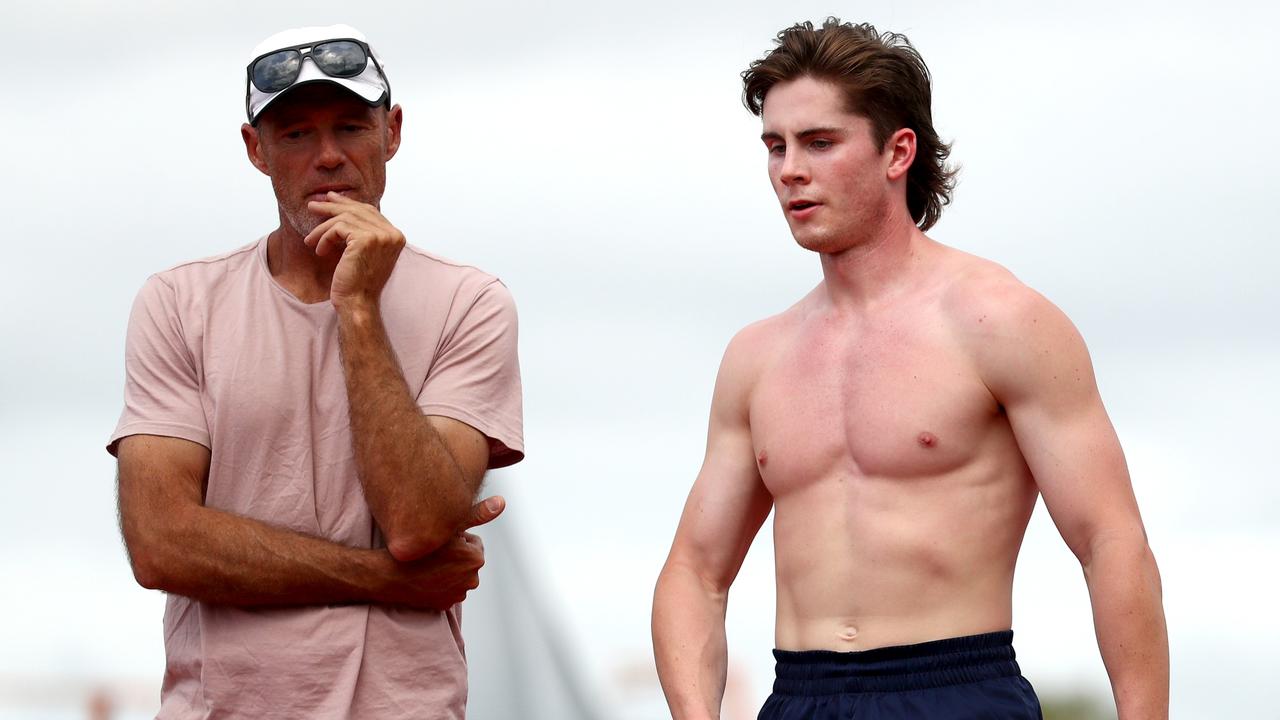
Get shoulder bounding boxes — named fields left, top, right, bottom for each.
left=715, top=297, right=808, bottom=408
left=130, top=240, right=261, bottom=314
left=396, top=244, right=512, bottom=304
left=397, top=244, right=498, bottom=284
left=390, top=246, right=518, bottom=338
left=151, top=240, right=260, bottom=288
left=934, top=248, right=1090, bottom=402
left=937, top=248, right=1075, bottom=341
left=722, top=303, right=800, bottom=374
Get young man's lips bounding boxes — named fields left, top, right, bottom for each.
left=788, top=200, right=821, bottom=218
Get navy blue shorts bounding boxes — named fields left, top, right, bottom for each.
left=758, top=631, right=1042, bottom=719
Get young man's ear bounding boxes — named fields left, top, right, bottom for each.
left=885, top=127, right=917, bottom=182
left=241, top=123, right=271, bottom=177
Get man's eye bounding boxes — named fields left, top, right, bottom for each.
left=283, top=129, right=306, bottom=140
left=768, top=145, right=786, bottom=155
left=811, top=139, right=832, bottom=149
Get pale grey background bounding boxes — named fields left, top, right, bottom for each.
left=2, top=0, right=1277, bottom=717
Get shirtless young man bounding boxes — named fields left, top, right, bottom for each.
left=652, top=19, right=1167, bottom=720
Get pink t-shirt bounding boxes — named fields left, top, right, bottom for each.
left=108, top=236, right=524, bottom=719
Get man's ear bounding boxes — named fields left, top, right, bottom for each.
left=241, top=123, right=271, bottom=176
left=384, top=104, right=404, bottom=161
left=885, top=127, right=916, bottom=182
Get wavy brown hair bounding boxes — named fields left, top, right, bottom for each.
left=742, top=18, right=957, bottom=231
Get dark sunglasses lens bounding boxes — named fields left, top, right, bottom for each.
left=312, top=41, right=368, bottom=78
left=253, top=50, right=302, bottom=93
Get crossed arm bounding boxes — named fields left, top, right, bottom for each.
left=118, top=195, right=506, bottom=609
left=316, top=192, right=495, bottom=563
left=976, top=284, right=1169, bottom=719
left=652, top=329, right=772, bottom=720
left=117, top=433, right=496, bottom=610
left=337, top=298, right=491, bottom=562
left=117, top=327, right=498, bottom=610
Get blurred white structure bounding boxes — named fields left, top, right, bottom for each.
left=466, top=510, right=607, bottom=720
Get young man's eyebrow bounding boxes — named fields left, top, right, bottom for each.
left=760, top=127, right=847, bottom=142
left=797, top=127, right=845, bottom=139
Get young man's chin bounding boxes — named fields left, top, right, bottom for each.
left=792, top=230, right=844, bottom=254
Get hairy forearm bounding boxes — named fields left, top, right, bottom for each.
left=337, top=301, right=473, bottom=561
left=1083, top=533, right=1169, bottom=720
left=126, top=502, right=392, bottom=606
left=653, top=560, right=730, bottom=720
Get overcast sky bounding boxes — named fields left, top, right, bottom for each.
left=3, top=0, right=1278, bottom=717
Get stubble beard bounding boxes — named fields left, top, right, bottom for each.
left=281, top=201, right=325, bottom=240
left=274, top=181, right=384, bottom=242
left=268, top=173, right=322, bottom=241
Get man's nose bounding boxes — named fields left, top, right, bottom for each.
left=315, top=131, right=345, bottom=170
left=780, top=149, right=809, bottom=186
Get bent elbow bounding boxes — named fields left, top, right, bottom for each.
left=126, top=547, right=165, bottom=591
left=387, top=529, right=452, bottom=563
left=384, top=500, right=470, bottom=563
left=1079, top=526, right=1158, bottom=577
left=660, top=554, right=731, bottom=598
left=121, top=519, right=186, bottom=592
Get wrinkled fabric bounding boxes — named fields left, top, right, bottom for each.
left=760, top=632, right=1043, bottom=720
left=110, top=236, right=524, bottom=719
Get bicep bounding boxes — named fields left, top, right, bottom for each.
left=425, top=415, right=490, bottom=494
left=989, top=298, right=1144, bottom=559
left=666, top=333, right=773, bottom=590
left=110, top=277, right=210, bottom=456
left=116, top=434, right=211, bottom=546
left=669, top=426, right=773, bottom=591
left=417, top=280, right=523, bottom=467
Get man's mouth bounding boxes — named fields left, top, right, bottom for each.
left=789, top=200, right=819, bottom=212
left=308, top=186, right=354, bottom=201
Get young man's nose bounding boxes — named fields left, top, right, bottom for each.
left=779, top=150, right=809, bottom=185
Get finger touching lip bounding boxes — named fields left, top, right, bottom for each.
left=306, top=186, right=355, bottom=202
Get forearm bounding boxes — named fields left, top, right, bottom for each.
left=126, top=502, right=393, bottom=606
left=653, top=560, right=731, bottom=720
left=336, top=301, right=473, bottom=560
left=1083, top=534, right=1169, bottom=720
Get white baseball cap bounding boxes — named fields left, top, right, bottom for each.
left=245, top=24, right=390, bottom=124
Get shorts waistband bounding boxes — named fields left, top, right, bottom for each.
left=771, top=631, right=1021, bottom=696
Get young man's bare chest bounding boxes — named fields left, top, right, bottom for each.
left=748, top=305, right=1007, bottom=498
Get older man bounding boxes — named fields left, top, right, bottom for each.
left=110, top=25, right=523, bottom=718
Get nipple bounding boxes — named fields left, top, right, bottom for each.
left=757, top=450, right=768, bottom=466
left=917, top=432, right=937, bottom=448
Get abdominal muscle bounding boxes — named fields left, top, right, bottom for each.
left=768, top=454, right=1038, bottom=652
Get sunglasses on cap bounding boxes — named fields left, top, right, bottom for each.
left=246, top=37, right=390, bottom=102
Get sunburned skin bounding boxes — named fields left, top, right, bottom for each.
left=741, top=242, right=1040, bottom=652
left=655, top=67, right=1165, bottom=720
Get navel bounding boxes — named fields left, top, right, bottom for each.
left=917, top=431, right=938, bottom=448
left=838, top=625, right=859, bottom=642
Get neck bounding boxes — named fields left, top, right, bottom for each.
left=817, top=211, right=927, bottom=311
left=266, top=219, right=340, bottom=304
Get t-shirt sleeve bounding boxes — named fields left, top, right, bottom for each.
left=417, top=279, right=524, bottom=468
left=106, top=275, right=210, bottom=456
